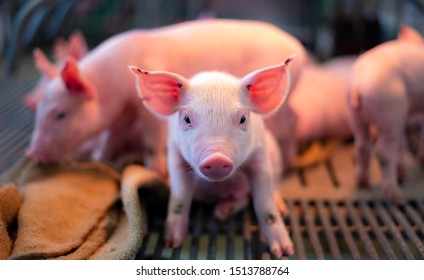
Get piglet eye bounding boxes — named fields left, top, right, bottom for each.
left=239, top=115, right=246, bottom=124
left=56, top=112, right=66, bottom=120
left=184, top=115, right=191, bottom=124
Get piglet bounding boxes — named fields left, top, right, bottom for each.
left=291, top=57, right=354, bottom=143
left=26, top=19, right=307, bottom=179
left=24, top=30, right=89, bottom=111
left=347, top=25, right=424, bottom=203
left=129, top=57, right=295, bottom=257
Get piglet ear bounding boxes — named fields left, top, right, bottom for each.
left=68, top=30, right=89, bottom=60
left=242, top=56, right=294, bottom=115
left=53, top=38, right=68, bottom=63
left=61, top=57, right=96, bottom=99
left=33, top=48, right=58, bottom=79
left=397, top=24, right=424, bottom=44
left=129, top=66, right=188, bottom=116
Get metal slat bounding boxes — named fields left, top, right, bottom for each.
left=153, top=231, right=165, bottom=259
left=136, top=235, right=150, bottom=259
left=301, top=200, right=325, bottom=259
left=189, top=206, right=204, bottom=259
left=329, top=200, right=361, bottom=259
left=171, top=246, right=182, bottom=260
left=345, top=200, right=379, bottom=259
left=404, top=203, right=424, bottom=237
left=207, top=214, right=219, bottom=260
left=242, top=208, right=253, bottom=260
left=359, top=200, right=396, bottom=259
left=287, top=200, right=306, bottom=259
left=373, top=201, right=415, bottom=260
left=386, top=202, right=424, bottom=259
left=225, top=215, right=235, bottom=260
left=316, top=200, right=342, bottom=259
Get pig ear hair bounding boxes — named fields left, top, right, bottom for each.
left=242, top=55, right=294, bottom=115
left=397, top=24, right=424, bottom=44
left=128, top=66, right=188, bottom=116
left=60, top=57, right=96, bottom=99
left=33, top=48, right=59, bottom=79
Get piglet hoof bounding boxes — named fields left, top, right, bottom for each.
left=356, top=175, right=370, bottom=189
left=263, top=222, right=294, bottom=258
left=164, top=213, right=188, bottom=248
left=397, top=166, right=406, bottom=185
left=382, top=184, right=406, bottom=206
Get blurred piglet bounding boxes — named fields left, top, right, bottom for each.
left=277, top=56, right=354, bottom=169
left=294, top=57, right=354, bottom=140
left=347, top=24, right=424, bottom=203
left=24, top=30, right=89, bottom=110
left=129, top=57, right=294, bottom=257
left=26, top=19, right=306, bottom=178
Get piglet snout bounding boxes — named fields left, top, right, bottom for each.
left=26, top=146, right=48, bottom=164
left=199, top=153, right=234, bottom=180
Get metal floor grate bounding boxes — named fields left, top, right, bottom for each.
left=2, top=57, right=424, bottom=260
left=136, top=199, right=424, bottom=260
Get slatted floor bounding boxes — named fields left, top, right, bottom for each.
left=1, top=57, right=424, bottom=260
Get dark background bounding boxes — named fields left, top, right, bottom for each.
left=1, top=0, right=424, bottom=72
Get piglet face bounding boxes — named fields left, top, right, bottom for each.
left=176, top=73, right=252, bottom=181
left=27, top=58, right=98, bottom=163
left=129, top=57, right=293, bottom=181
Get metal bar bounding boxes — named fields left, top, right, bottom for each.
left=189, top=205, right=204, bottom=259
left=0, top=104, right=31, bottom=130
left=386, top=202, right=424, bottom=259
left=251, top=224, right=261, bottom=260
left=301, top=200, right=325, bottom=259
left=242, top=208, right=253, bottom=260
left=153, top=230, right=165, bottom=259
left=0, top=122, right=32, bottom=152
left=330, top=200, right=361, bottom=259
left=404, top=203, right=424, bottom=236
left=207, top=214, right=219, bottom=260
left=373, top=201, right=414, bottom=260
left=316, top=200, right=342, bottom=259
left=287, top=200, right=306, bottom=259
left=135, top=235, right=150, bottom=259
left=359, top=200, right=396, bottom=259
left=225, top=215, right=235, bottom=260
left=345, top=200, right=379, bottom=259
left=171, top=246, right=182, bottom=260
left=416, top=200, right=424, bottom=217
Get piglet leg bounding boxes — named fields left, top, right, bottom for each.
left=248, top=152, right=293, bottom=258
left=348, top=109, right=372, bottom=188
left=375, top=129, right=405, bottom=205
left=164, top=144, right=193, bottom=248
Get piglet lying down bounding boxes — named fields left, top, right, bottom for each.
left=129, top=57, right=295, bottom=257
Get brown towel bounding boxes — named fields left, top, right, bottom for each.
left=0, top=183, right=21, bottom=259
left=0, top=157, right=169, bottom=260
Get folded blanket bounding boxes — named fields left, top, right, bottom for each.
left=0, top=157, right=169, bottom=260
